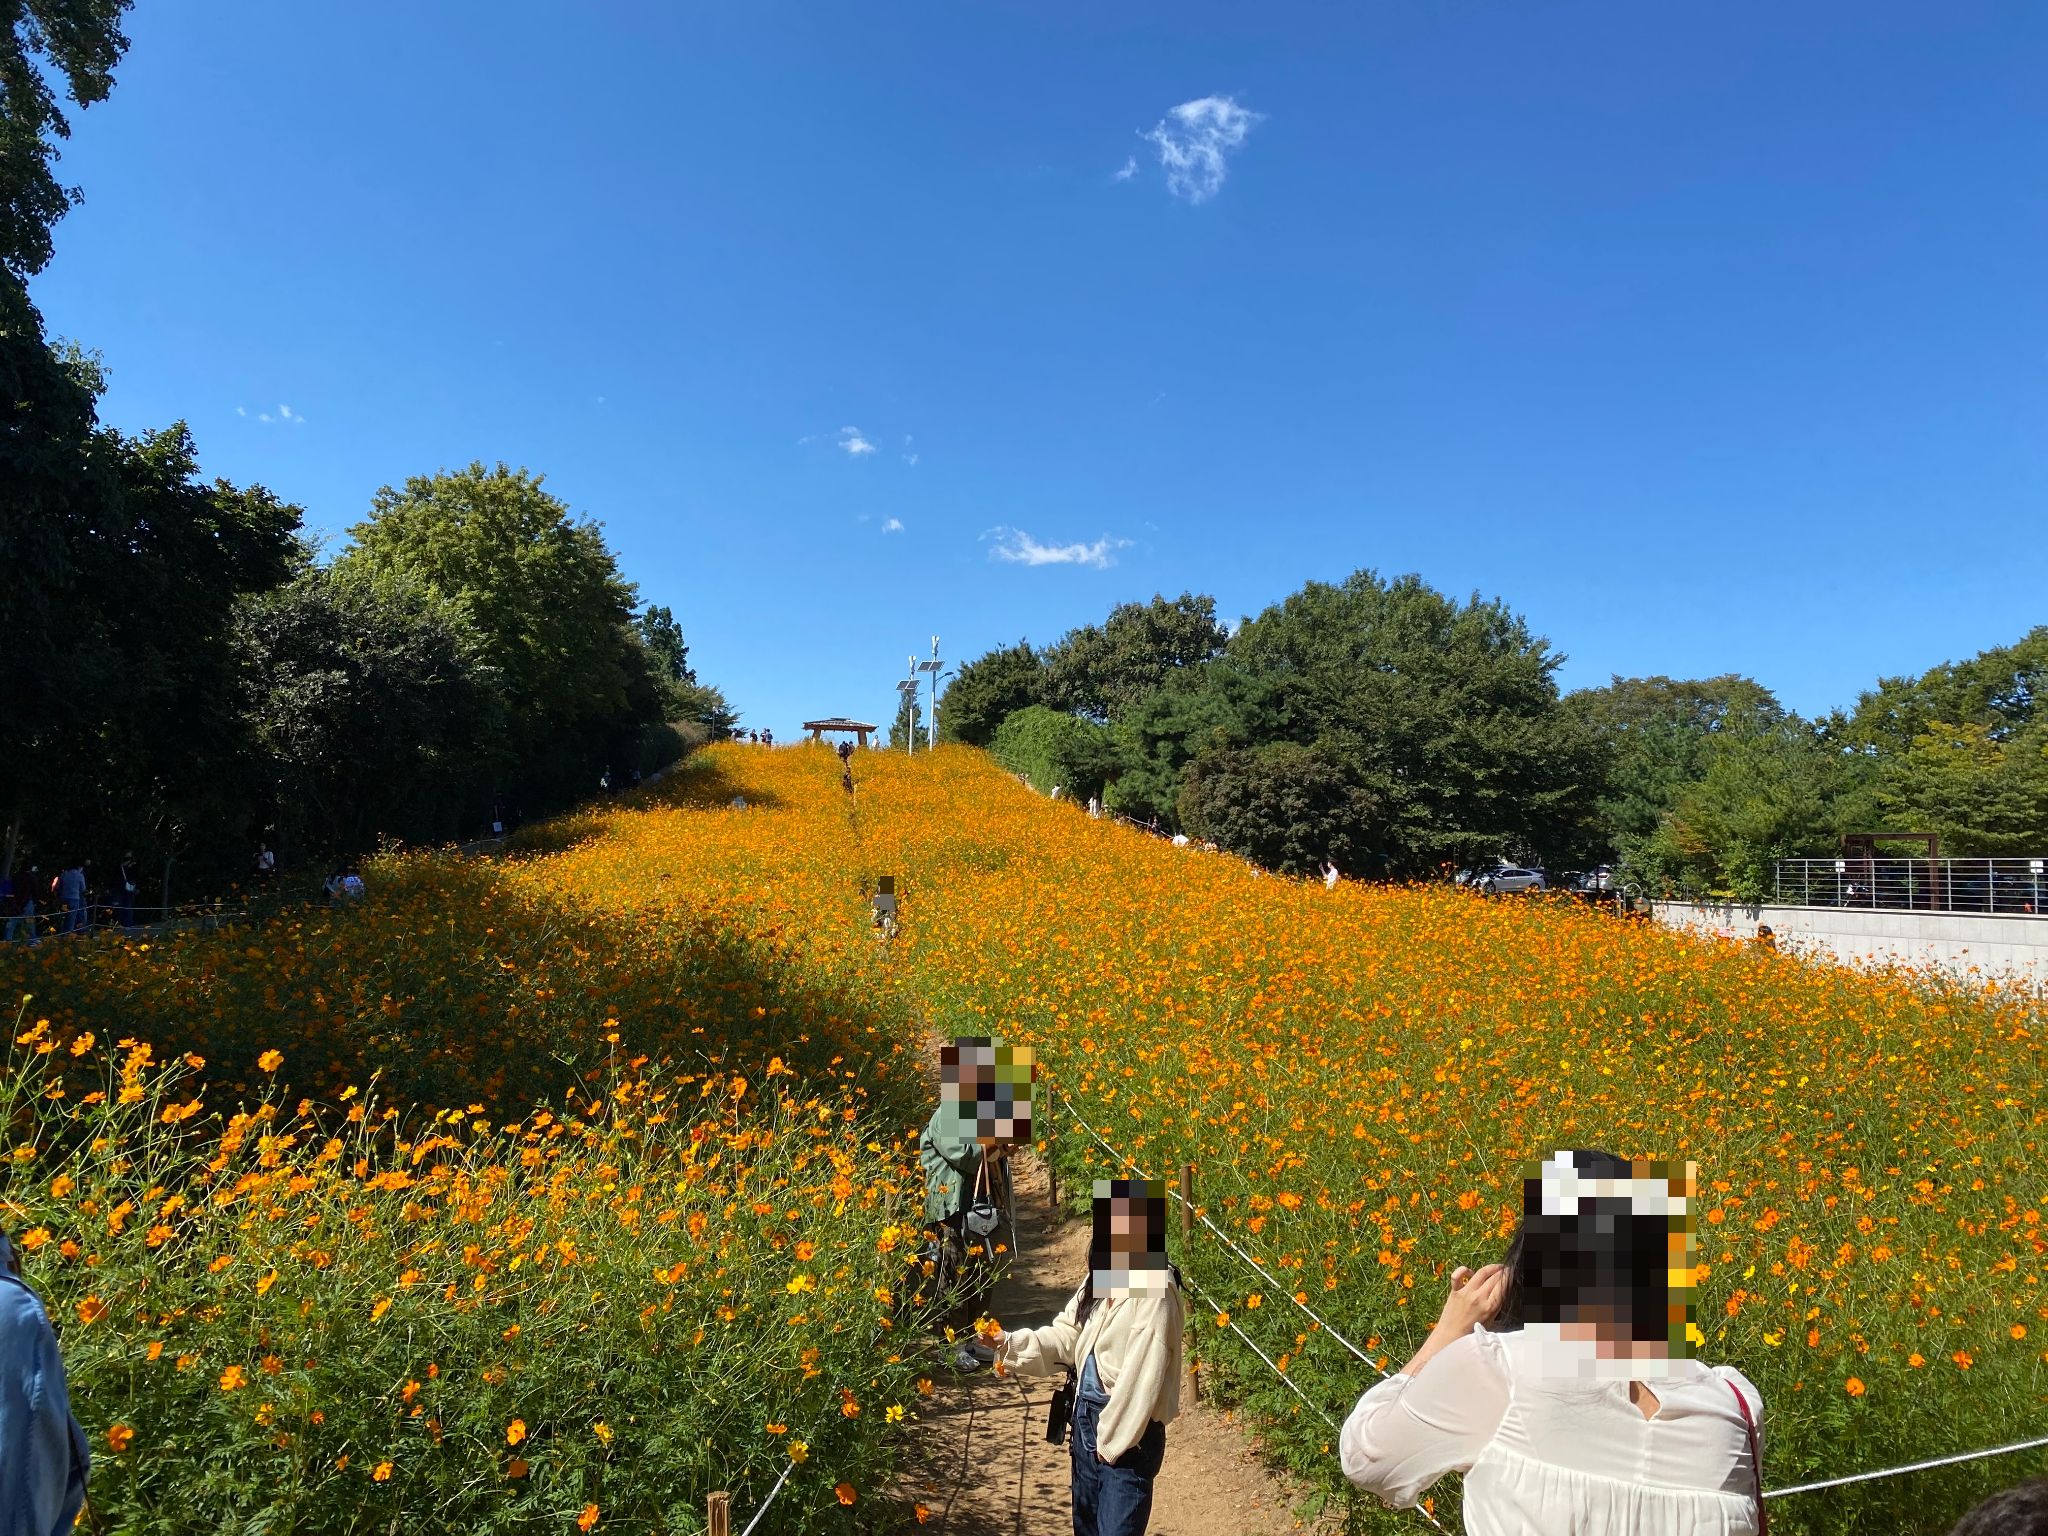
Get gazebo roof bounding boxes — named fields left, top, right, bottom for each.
left=803, top=718, right=877, bottom=732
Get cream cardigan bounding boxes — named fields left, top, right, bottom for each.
left=1001, top=1282, right=1184, bottom=1463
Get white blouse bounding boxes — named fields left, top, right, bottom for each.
left=1341, top=1329, right=1764, bottom=1536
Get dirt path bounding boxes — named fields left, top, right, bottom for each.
left=901, top=1152, right=1339, bottom=1536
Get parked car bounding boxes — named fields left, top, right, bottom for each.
left=1574, top=866, right=1616, bottom=893
left=1480, top=866, right=1546, bottom=895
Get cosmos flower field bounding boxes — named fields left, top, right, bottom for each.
left=5, top=744, right=2042, bottom=1533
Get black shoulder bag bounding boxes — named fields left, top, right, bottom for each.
left=1045, top=1366, right=1077, bottom=1446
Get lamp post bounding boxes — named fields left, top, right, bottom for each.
left=896, top=670, right=920, bottom=754
left=917, top=636, right=945, bottom=752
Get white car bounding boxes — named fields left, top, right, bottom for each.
left=1480, top=866, right=1546, bottom=895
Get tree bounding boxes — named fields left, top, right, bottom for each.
left=234, top=565, right=507, bottom=859
left=1219, top=571, right=1600, bottom=874
left=1638, top=720, right=1876, bottom=901
left=3, top=0, right=134, bottom=282
left=938, top=641, right=1044, bottom=746
left=1177, top=743, right=1379, bottom=877
left=1846, top=627, right=2048, bottom=753
left=3, top=411, right=301, bottom=895
left=1877, top=720, right=2048, bottom=856
left=636, top=603, right=697, bottom=685
left=1107, top=665, right=1283, bottom=827
left=887, top=691, right=925, bottom=750
left=1563, top=674, right=1785, bottom=872
left=991, top=705, right=1120, bottom=801
left=1042, top=593, right=1228, bottom=722
left=341, top=463, right=662, bottom=808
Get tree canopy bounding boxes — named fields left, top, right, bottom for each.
left=1041, top=593, right=1228, bottom=722
left=938, top=641, right=1043, bottom=747
left=2, top=0, right=133, bottom=281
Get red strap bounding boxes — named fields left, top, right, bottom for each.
left=1728, top=1380, right=1767, bottom=1536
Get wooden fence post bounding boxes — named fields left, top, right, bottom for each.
left=707, top=1490, right=730, bottom=1536
left=1179, top=1161, right=1200, bottom=1404
left=1045, top=1086, right=1058, bottom=1210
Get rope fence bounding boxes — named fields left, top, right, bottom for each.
left=1046, top=1083, right=2048, bottom=1516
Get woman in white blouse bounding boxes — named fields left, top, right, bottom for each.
left=1341, top=1149, right=1767, bottom=1536
left=991, top=1179, right=1184, bottom=1536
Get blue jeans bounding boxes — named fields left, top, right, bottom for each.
left=1070, top=1355, right=1165, bottom=1536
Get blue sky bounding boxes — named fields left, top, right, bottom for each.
left=29, top=0, right=2047, bottom=736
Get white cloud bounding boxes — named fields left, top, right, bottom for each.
left=838, top=425, right=876, bottom=456
left=902, top=434, right=919, bottom=467
left=257, top=411, right=274, bottom=423
left=882, top=518, right=905, bottom=534
left=235, top=405, right=247, bottom=417
left=1139, top=94, right=1263, bottom=204
left=278, top=403, right=304, bottom=424
left=983, top=526, right=1132, bottom=570
left=1113, top=155, right=1138, bottom=183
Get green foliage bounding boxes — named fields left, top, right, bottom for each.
left=1564, top=674, right=1787, bottom=879
left=1, top=0, right=133, bottom=280
left=887, top=691, right=925, bottom=750
left=1876, top=719, right=2048, bottom=856
left=1176, top=742, right=1377, bottom=876
left=1845, top=626, right=2047, bottom=752
left=990, top=705, right=1119, bottom=800
left=2, top=395, right=302, bottom=886
left=1041, top=593, right=1227, bottom=722
left=1106, top=666, right=1280, bottom=827
left=233, top=566, right=508, bottom=856
left=342, top=463, right=663, bottom=809
left=937, top=640, right=1043, bottom=746
left=635, top=602, right=696, bottom=684
left=1220, top=570, right=1600, bottom=874
left=1638, top=722, right=1877, bottom=901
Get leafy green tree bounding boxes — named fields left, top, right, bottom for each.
left=991, top=705, right=1120, bottom=800
left=3, top=414, right=301, bottom=897
left=1220, top=571, right=1600, bottom=874
left=3, top=0, right=133, bottom=282
left=1107, top=665, right=1283, bottom=827
left=1563, top=674, right=1785, bottom=872
left=234, top=565, right=507, bottom=859
left=1846, top=627, right=2047, bottom=752
left=1042, top=593, right=1228, bottom=722
left=938, top=641, right=1044, bottom=746
left=1177, top=743, right=1379, bottom=877
left=636, top=603, right=697, bottom=686
left=1876, top=720, right=2048, bottom=856
left=1639, top=720, right=1876, bottom=901
left=341, top=463, right=661, bottom=807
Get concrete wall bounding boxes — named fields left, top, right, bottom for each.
left=1652, top=899, right=2048, bottom=983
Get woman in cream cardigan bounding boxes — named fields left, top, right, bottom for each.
left=991, top=1179, right=1184, bottom=1536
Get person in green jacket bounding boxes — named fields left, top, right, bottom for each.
left=920, top=1051, right=986, bottom=1232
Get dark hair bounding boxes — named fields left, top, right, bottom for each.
left=1483, top=1229, right=1525, bottom=1332
left=1076, top=1178, right=1170, bottom=1326
left=1950, top=1477, right=2048, bottom=1536
left=1494, top=1148, right=1677, bottom=1344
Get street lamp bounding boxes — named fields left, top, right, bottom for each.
left=895, top=675, right=920, bottom=753
left=918, top=635, right=945, bottom=751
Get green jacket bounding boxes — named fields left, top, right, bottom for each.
left=919, top=1105, right=981, bottom=1227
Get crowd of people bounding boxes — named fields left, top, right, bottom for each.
left=0, top=858, right=146, bottom=944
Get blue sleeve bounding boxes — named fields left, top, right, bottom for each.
left=0, top=1291, right=90, bottom=1536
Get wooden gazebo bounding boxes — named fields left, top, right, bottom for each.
left=804, top=717, right=878, bottom=748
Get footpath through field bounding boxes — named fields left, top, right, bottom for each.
left=897, top=1150, right=1339, bottom=1536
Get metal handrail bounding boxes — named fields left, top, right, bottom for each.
left=1773, top=856, right=2047, bottom=915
